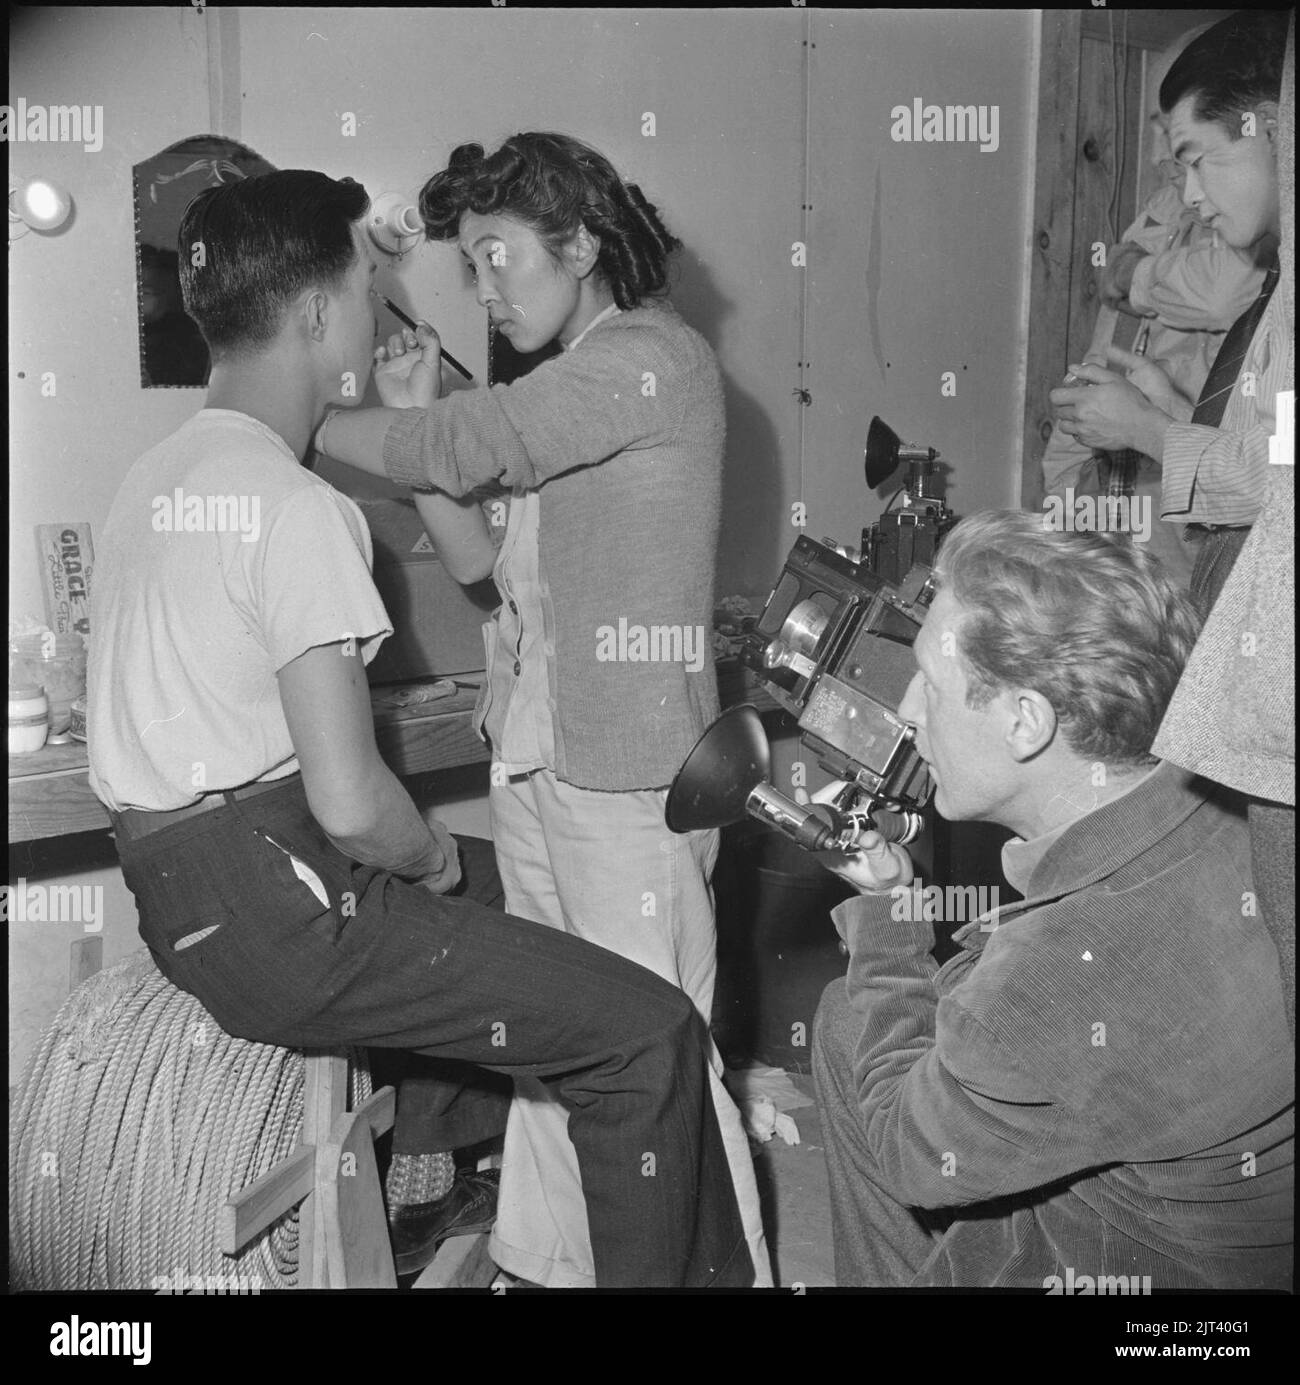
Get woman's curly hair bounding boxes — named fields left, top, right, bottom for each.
left=418, top=132, right=682, bottom=310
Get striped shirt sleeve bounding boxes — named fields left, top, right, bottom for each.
left=1159, top=288, right=1287, bottom=526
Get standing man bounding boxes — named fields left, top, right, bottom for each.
left=1051, top=9, right=1290, bottom=614
left=1039, top=21, right=1264, bottom=590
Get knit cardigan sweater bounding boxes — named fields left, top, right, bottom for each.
left=383, top=299, right=723, bottom=791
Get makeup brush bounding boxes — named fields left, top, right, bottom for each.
left=379, top=295, right=473, bottom=381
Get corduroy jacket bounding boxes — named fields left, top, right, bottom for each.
left=831, top=761, right=1294, bottom=1289
left=383, top=299, right=723, bottom=791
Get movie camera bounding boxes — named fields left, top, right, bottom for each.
left=666, top=417, right=956, bottom=856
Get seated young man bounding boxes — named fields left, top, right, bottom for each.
left=86, top=168, right=753, bottom=1289
left=1051, top=8, right=1289, bottom=613
left=812, top=511, right=1293, bottom=1289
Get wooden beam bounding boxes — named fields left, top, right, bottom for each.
left=412, top=1232, right=498, bottom=1290
left=320, top=1088, right=399, bottom=1290
left=301, top=1050, right=348, bottom=1288
left=1080, top=9, right=1236, bottom=52
left=69, top=936, right=103, bottom=992
left=1021, top=8, right=1082, bottom=510
left=1070, top=34, right=1146, bottom=367
left=220, top=1144, right=315, bottom=1257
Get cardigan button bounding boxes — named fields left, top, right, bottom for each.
left=513, top=660, right=521, bottom=676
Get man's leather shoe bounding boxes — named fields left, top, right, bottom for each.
left=390, top=1168, right=500, bottom=1276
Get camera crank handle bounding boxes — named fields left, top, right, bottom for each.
left=844, top=807, right=925, bottom=848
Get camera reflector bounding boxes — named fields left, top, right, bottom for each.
left=665, top=704, right=770, bottom=833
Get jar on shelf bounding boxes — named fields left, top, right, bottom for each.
left=8, top=683, right=49, bottom=754
left=8, top=632, right=87, bottom=736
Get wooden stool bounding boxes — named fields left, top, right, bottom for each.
left=222, top=1050, right=495, bottom=1289
left=222, top=1049, right=397, bottom=1288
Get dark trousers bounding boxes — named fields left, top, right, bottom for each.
left=113, top=777, right=752, bottom=1288
left=1251, top=800, right=1297, bottom=1041
left=810, top=978, right=954, bottom=1285
left=370, top=835, right=514, bottom=1155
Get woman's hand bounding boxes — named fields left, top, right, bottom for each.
left=374, top=324, right=444, bottom=410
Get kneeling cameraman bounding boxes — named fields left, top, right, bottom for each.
left=812, top=510, right=1293, bottom=1290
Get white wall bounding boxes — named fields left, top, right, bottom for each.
left=8, top=6, right=212, bottom=1086
left=803, top=9, right=1032, bottom=535
left=235, top=5, right=811, bottom=599
left=8, top=6, right=1036, bottom=1082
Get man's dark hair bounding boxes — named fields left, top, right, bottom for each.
left=419, top=132, right=681, bottom=311
left=178, top=170, right=369, bottom=357
left=1159, top=9, right=1289, bottom=134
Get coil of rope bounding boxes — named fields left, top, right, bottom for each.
left=9, top=948, right=372, bottom=1291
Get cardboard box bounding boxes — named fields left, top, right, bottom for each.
left=358, top=498, right=498, bottom=684
left=36, top=523, right=94, bottom=638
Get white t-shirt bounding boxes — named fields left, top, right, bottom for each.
left=88, top=409, right=392, bottom=811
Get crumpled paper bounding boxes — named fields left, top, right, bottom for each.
left=370, top=679, right=458, bottom=711
left=723, top=1064, right=812, bottom=1146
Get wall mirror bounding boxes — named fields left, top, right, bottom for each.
left=133, top=136, right=276, bottom=388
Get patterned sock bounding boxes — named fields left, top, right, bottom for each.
left=386, top=1151, right=456, bottom=1208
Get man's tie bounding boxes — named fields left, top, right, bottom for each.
left=1191, top=253, right=1281, bottom=428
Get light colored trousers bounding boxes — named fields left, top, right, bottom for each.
left=487, top=768, right=773, bottom=1287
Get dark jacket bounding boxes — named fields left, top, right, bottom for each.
left=833, top=761, right=1293, bottom=1289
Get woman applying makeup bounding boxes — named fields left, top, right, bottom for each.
left=316, top=132, right=771, bottom=1288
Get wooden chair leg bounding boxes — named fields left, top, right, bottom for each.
left=320, top=1085, right=398, bottom=1289
left=222, top=1049, right=397, bottom=1289
left=301, top=1050, right=349, bottom=1287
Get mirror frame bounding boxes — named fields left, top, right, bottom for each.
left=132, top=135, right=276, bottom=389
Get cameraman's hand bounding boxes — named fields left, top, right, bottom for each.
left=374, top=324, right=444, bottom=410
left=809, top=781, right=914, bottom=894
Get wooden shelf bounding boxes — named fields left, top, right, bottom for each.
left=8, top=663, right=783, bottom=845
left=9, top=679, right=488, bottom=845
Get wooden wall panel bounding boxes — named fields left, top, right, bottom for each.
left=1020, top=9, right=1081, bottom=509
left=1070, top=35, right=1146, bottom=366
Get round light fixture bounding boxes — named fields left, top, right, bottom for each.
left=9, top=178, right=74, bottom=237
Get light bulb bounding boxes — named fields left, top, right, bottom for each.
left=367, top=193, right=421, bottom=255
left=13, top=178, right=73, bottom=231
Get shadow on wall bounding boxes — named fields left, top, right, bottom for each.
left=672, top=249, right=786, bottom=603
